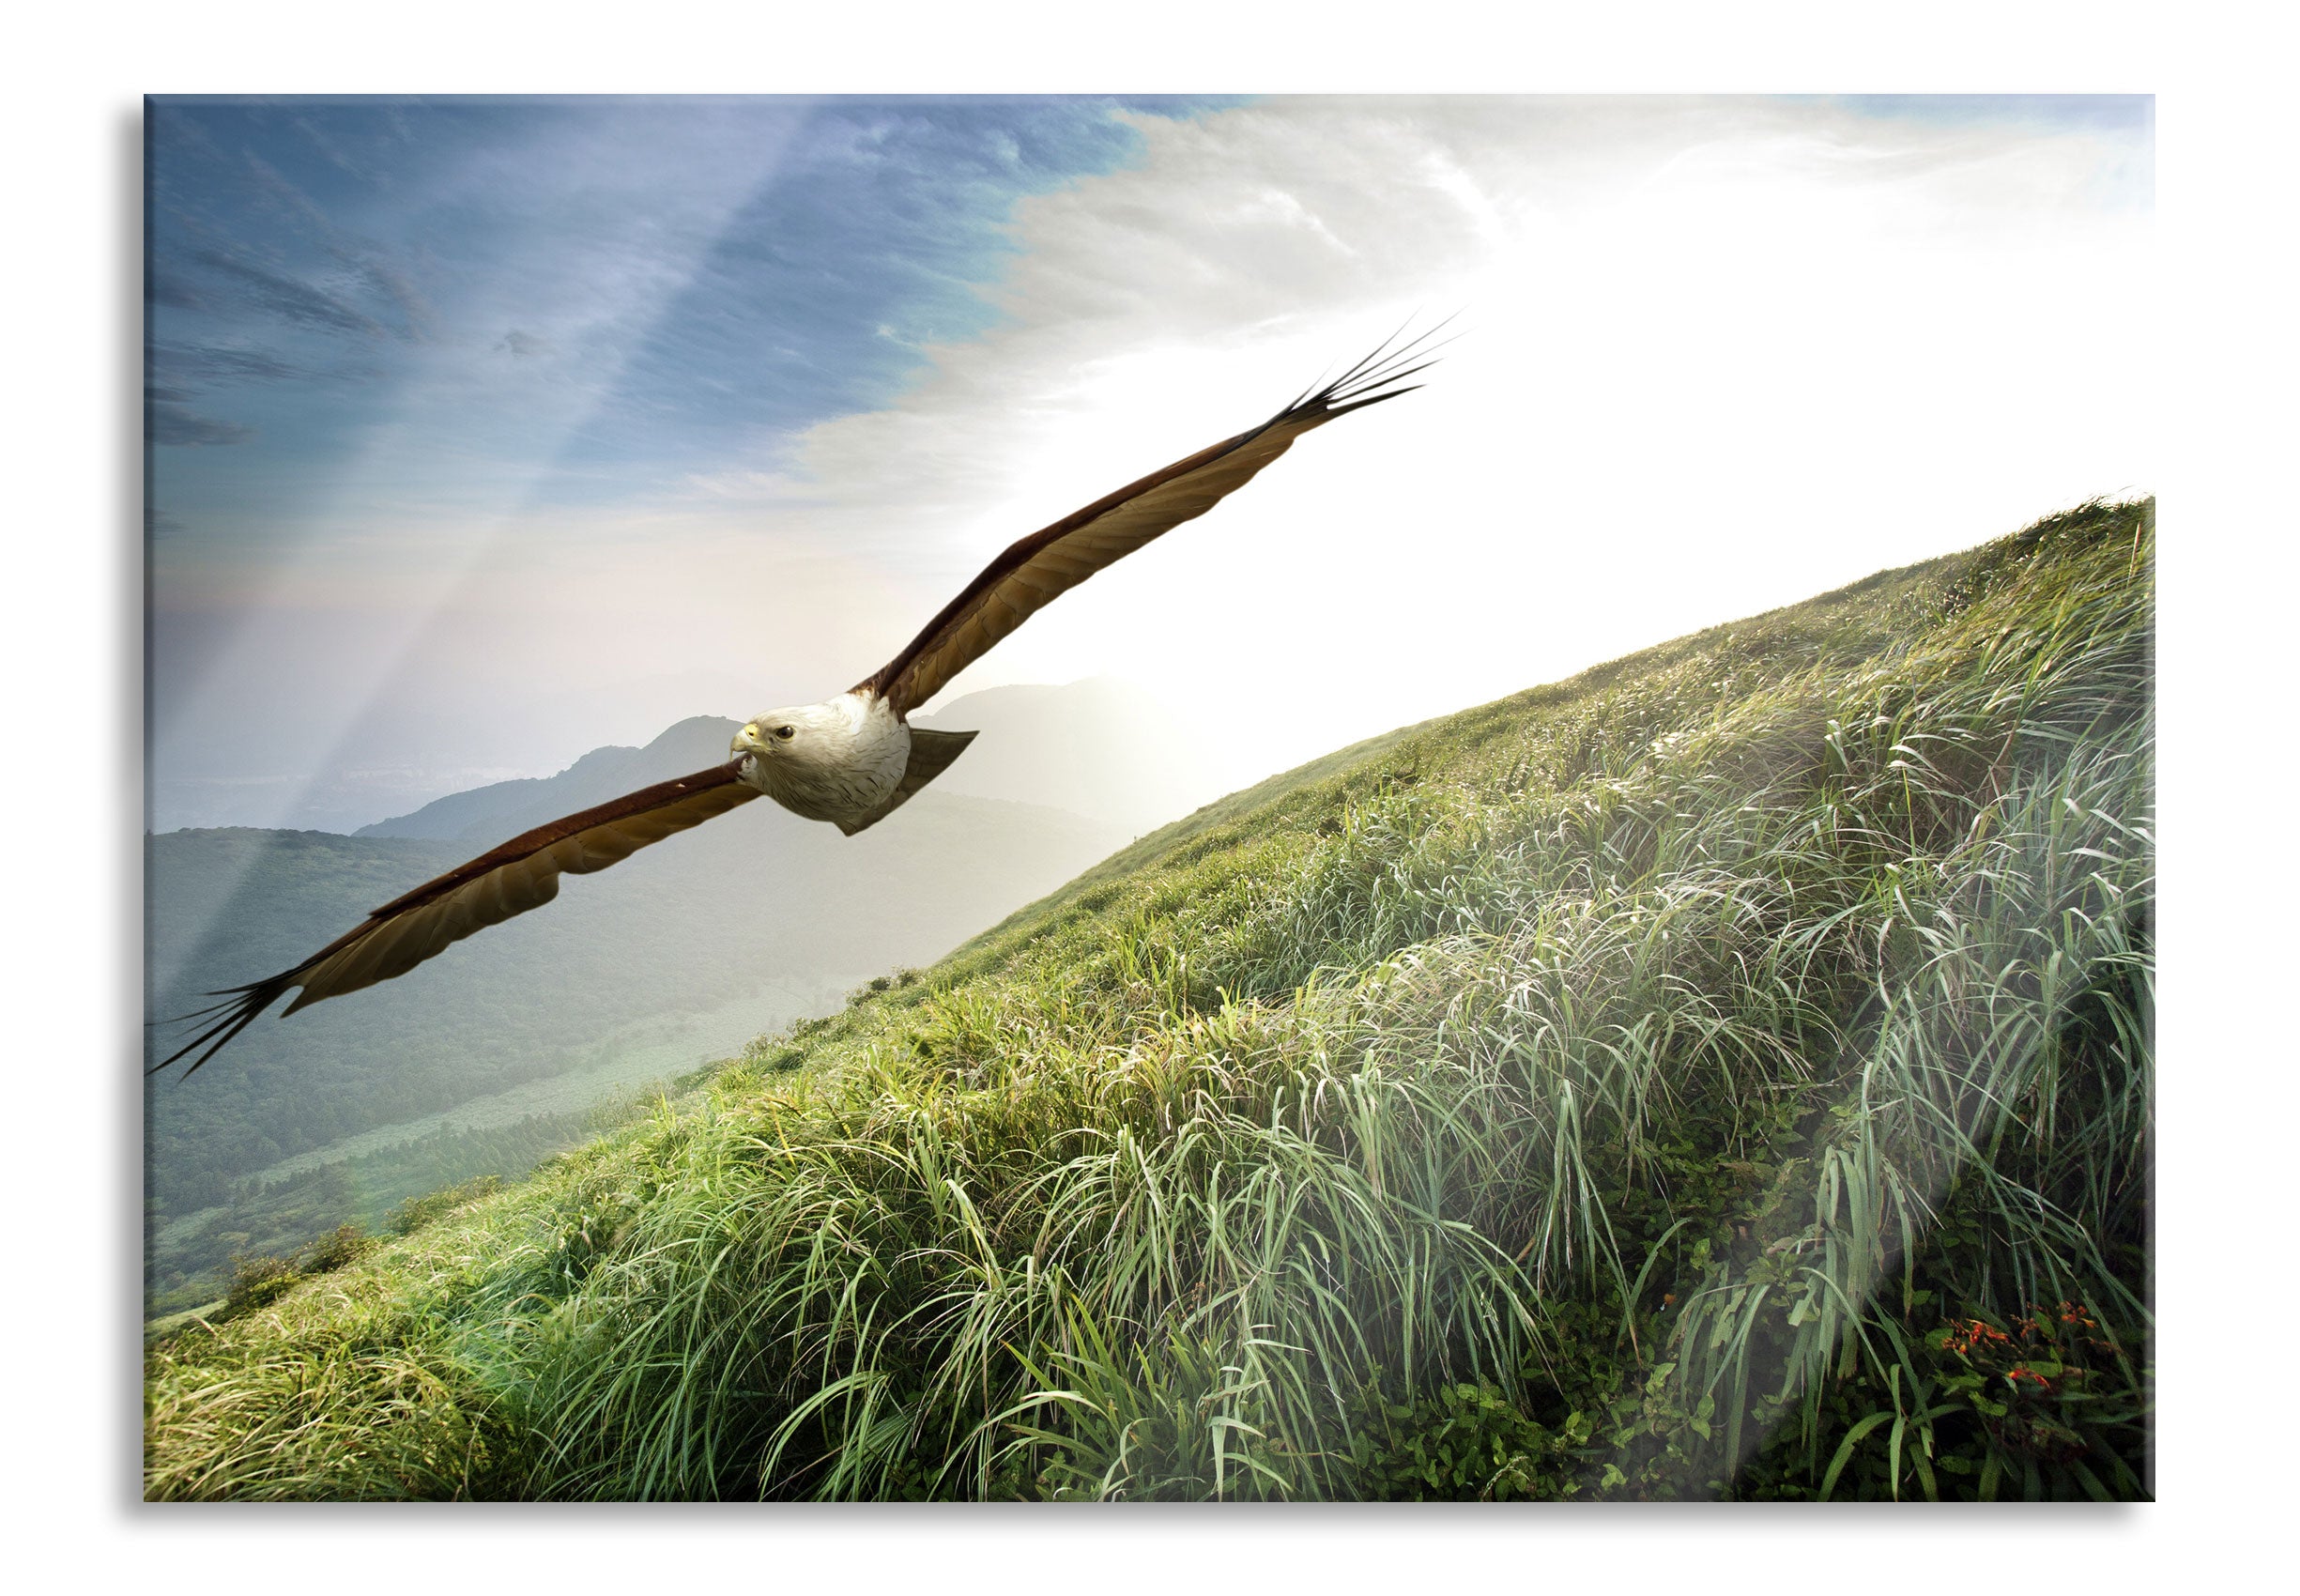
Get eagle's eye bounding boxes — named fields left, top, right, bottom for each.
left=774, top=725, right=795, bottom=741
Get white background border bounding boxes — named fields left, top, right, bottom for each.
left=8, top=2, right=2286, bottom=1586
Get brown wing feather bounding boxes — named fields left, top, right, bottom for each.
left=857, top=328, right=1444, bottom=717
left=154, top=762, right=757, bottom=1076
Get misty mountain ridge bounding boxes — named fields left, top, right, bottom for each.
left=355, top=715, right=741, bottom=842
left=358, top=677, right=1225, bottom=844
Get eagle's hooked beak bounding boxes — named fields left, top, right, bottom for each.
left=729, top=727, right=764, bottom=784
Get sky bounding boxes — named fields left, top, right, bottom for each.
left=146, top=93, right=2154, bottom=832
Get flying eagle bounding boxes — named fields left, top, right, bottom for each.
left=157, top=330, right=1440, bottom=1074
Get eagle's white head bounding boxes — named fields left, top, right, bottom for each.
left=734, top=696, right=857, bottom=764
left=731, top=691, right=909, bottom=821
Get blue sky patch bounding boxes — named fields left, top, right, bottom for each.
left=146, top=96, right=1239, bottom=541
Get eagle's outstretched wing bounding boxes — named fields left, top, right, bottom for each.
left=156, top=329, right=1444, bottom=1075
left=154, top=762, right=756, bottom=1076
left=855, top=328, right=1442, bottom=717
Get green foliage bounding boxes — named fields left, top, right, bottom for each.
left=390, top=1178, right=504, bottom=1236
left=1717, top=1296, right=2149, bottom=1503
left=202, top=1224, right=379, bottom=1330
left=220, top=1254, right=301, bottom=1319
left=144, top=499, right=2153, bottom=1501
left=299, top=1222, right=375, bottom=1274
left=1346, top=1377, right=1562, bottom=1500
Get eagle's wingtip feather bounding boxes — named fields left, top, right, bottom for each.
left=1280, top=315, right=1459, bottom=427
left=151, top=968, right=306, bottom=1077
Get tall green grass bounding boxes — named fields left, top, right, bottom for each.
left=146, top=500, right=2152, bottom=1500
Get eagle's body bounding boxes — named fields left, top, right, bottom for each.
left=734, top=691, right=912, bottom=828
left=159, top=327, right=1445, bottom=1074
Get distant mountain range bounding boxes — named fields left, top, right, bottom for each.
left=356, top=677, right=1227, bottom=844
left=353, top=714, right=746, bottom=842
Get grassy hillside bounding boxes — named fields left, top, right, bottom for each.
left=145, top=500, right=2153, bottom=1501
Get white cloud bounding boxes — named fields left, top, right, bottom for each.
left=671, top=97, right=2150, bottom=788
